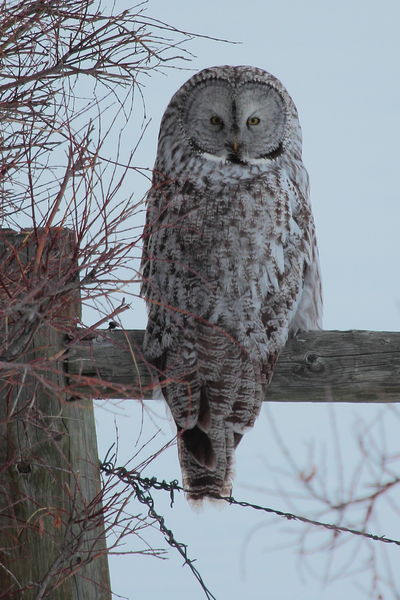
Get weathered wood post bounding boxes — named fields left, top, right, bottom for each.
left=0, top=229, right=111, bottom=599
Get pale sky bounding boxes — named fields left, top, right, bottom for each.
left=94, top=1, right=400, bottom=599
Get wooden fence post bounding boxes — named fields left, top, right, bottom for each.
left=0, top=229, right=111, bottom=599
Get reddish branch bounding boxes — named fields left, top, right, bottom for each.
left=0, top=1, right=201, bottom=597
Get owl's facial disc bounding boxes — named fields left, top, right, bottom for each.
left=183, top=79, right=287, bottom=163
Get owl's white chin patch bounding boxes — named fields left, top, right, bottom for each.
left=201, top=151, right=250, bottom=168
left=202, top=151, right=268, bottom=168
left=246, top=156, right=271, bottom=166
left=202, top=151, right=228, bottom=164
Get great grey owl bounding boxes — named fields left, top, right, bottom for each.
left=141, top=65, right=322, bottom=501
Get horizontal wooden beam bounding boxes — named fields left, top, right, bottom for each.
left=65, top=329, right=400, bottom=402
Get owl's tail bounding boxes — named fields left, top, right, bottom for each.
left=177, top=363, right=267, bottom=501
left=160, top=323, right=272, bottom=501
left=177, top=415, right=240, bottom=501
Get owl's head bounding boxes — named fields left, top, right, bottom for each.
left=171, top=66, right=301, bottom=166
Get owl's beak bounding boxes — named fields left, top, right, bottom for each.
left=227, top=139, right=245, bottom=164
left=231, top=140, right=240, bottom=153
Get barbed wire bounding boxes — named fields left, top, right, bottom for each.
left=211, top=495, right=400, bottom=548
left=101, top=463, right=400, bottom=549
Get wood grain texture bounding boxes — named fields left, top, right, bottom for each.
left=0, top=230, right=111, bottom=600
left=268, top=329, right=400, bottom=402
left=66, top=328, right=400, bottom=402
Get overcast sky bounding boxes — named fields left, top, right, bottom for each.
left=94, top=1, right=400, bottom=599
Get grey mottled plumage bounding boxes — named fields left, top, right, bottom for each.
left=141, top=66, right=322, bottom=500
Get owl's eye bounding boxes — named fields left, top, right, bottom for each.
left=247, top=116, right=261, bottom=126
left=210, top=115, right=223, bottom=127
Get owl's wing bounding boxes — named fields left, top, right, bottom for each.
left=140, top=181, right=181, bottom=363
left=257, top=172, right=322, bottom=391
left=287, top=180, right=323, bottom=333
left=140, top=185, right=162, bottom=309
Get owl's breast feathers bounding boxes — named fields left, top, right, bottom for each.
left=142, top=167, right=315, bottom=361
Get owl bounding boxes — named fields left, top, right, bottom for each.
left=141, top=66, right=322, bottom=501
